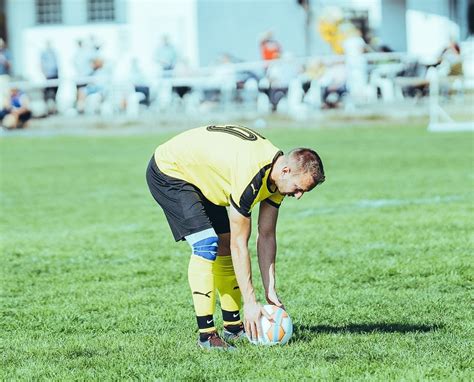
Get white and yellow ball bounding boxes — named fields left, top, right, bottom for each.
left=252, top=305, right=293, bottom=345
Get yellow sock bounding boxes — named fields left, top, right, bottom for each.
left=213, top=255, right=242, bottom=326
left=188, top=255, right=216, bottom=333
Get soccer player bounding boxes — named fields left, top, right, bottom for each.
left=146, top=125, right=325, bottom=350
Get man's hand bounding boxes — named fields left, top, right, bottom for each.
left=244, top=300, right=273, bottom=343
left=266, top=288, right=285, bottom=310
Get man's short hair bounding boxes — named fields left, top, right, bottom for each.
left=288, top=148, right=325, bottom=187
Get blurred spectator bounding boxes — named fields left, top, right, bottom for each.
left=437, top=40, right=463, bottom=76
left=319, top=62, right=347, bottom=108
left=318, top=7, right=345, bottom=54
left=259, top=31, right=282, bottom=61
left=301, top=58, right=326, bottom=95
left=1, top=88, right=32, bottom=129
left=130, top=58, right=150, bottom=106
left=172, top=58, right=193, bottom=99
left=0, top=38, right=11, bottom=102
left=90, top=38, right=105, bottom=74
left=0, top=38, right=11, bottom=75
left=73, top=37, right=106, bottom=112
left=214, top=53, right=237, bottom=105
left=76, top=63, right=109, bottom=114
left=342, top=24, right=368, bottom=102
left=40, top=40, right=59, bottom=113
left=73, top=39, right=93, bottom=83
left=155, top=35, right=178, bottom=76
left=396, top=59, right=429, bottom=98
left=265, top=53, right=301, bottom=111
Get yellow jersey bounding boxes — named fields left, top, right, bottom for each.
left=154, top=125, right=285, bottom=217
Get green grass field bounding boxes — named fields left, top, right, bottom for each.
left=1, top=124, right=473, bottom=380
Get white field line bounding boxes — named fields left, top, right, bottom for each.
left=296, top=195, right=466, bottom=217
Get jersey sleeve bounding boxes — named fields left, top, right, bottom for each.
left=264, top=192, right=285, bottom=208
left=230, top=165, right=270, bottom=217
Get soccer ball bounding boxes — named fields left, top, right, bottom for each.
left=252, top=305, right=293, bottom=345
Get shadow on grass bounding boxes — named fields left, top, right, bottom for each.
left=293, top=322, right=442, bottom=341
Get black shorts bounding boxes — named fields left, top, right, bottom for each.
left=146, top=156, right=230, bottom=241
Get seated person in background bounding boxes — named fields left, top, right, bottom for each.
left=437, top=41, right=463, bottom=76
left=76, top=65, right=108, bottom=113
left=319, top=62, right=347, bottom=108
left=265, top=53, right=302, bottom=111
left=40, top=41, right=59, bottom=113
left=1, top=88, right=32, bottom=129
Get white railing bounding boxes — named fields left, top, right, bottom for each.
left=4, top=51, right=462, bottom=120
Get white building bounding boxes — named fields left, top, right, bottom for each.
left=2, top=0, right=471, bottom=81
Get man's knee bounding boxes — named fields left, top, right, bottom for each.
left=192, top=236, right=218, bottom=261
left=186, top=228, right=219, bottom=261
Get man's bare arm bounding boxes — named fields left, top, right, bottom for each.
left=257, top=201, right=283, bottom=306
left=228, top=204, right=254, bottom=304
left=229, top=204, right=271, bottom=342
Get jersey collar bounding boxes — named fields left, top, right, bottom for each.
left=267, top=150, right=283, bottom=193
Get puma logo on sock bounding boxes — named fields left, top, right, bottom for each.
left=193, top=290, right=212, bottom=298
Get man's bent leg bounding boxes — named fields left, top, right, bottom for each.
left=214, top=233, right=243, bottom=336
left=186, top=229, right=235, bottom=350
left=186, top=228, right=218, bottom=337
